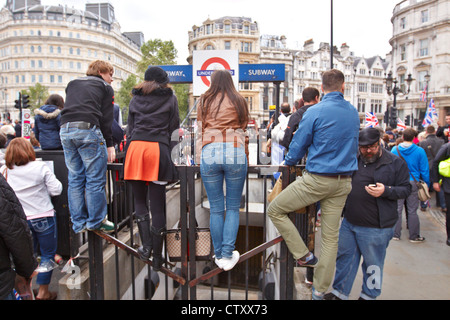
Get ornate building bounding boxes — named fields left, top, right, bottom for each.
left=187, top=16, right=261, bottom=122
left=388, top=0, right=450, bottom=127
left=0, top=0, right=143, bottom=120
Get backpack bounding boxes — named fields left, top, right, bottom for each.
left=439, top=157, right=450, bottom=177
left=271, top=114, right=290, bottom=144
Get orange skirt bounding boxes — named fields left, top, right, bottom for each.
left=124, top=141, right=160, bottom=181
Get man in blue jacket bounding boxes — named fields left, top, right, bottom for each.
left=391, top=127, right=429, bottom=242
left=267, top=69, right=360, bottom=300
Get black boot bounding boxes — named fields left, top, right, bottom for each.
left=136, top=214, right=152, bottom=261
left=151, top=226, right=165, bottom=271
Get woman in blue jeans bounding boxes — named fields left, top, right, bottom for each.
left=197, top=70, right=249, bottom=271
left=1, top=138, right=62, bottom=300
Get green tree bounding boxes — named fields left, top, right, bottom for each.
left=115, top=74, right=137, bottom=123
left=22, top=83, right=49, bottom=112
left=137, top=39, right=178, bottom=75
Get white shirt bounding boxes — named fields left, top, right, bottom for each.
left=1, top=161, right=62, bottom=218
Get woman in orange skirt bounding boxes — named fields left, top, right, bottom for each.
left=124, top=66, right=179, bottom=271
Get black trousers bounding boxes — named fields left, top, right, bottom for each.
left=129, top=180, right=166, bottom=230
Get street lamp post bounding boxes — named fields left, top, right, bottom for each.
left=385, top=71, right=414, bottom=129
left=424, top=73, right=431, bottom=109
left=3, top=88, right=6, bottom=122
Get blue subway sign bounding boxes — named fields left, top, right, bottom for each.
left=157, top=64, right=285, bottom=83
left=158, top=65, right=193, bottom=84
left=239, top=64, right=285, bottom=82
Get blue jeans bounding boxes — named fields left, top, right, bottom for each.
left=28, top=216, right=57, bottom=285
left=200, top=143, right=247, bottom=259
left=331, top=218, right=394, bottom=300
left=60, top=125, right=108, bottom=233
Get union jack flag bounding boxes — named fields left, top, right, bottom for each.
left=365, top=111, right=379, bottom=128
left=397, top=118, right=407, bottom=131
left=420, top=85, right=427, bottom=102
left=422, top=99, right=437, bottom=128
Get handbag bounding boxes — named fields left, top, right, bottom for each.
left=165, top=219, right=211, bottom=262
left=396, top=147, right=431, bottom=202
left=268, top=173, right=282, bottom=202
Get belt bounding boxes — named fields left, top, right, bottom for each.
left=321, top=174, right=351, bottom=179
left=65, top=121, right=95, bottom=130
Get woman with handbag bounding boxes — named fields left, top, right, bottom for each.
left=1, top=138, right=62, bottom=299
left=124, top=66, right=180, bottom=271
left=196, top=69, right=249, bottom=271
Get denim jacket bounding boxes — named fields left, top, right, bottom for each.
left=285, top=91, right=360, bottom=175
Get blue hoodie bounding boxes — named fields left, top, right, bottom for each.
left=285, top=91, right=360, bottom=175
left=391, top=143, right=430, bottom=185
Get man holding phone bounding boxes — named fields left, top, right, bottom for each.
left=324, top=127, right=411, bottom=300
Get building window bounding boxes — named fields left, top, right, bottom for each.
left=241, top=42, right=252, bottom=52
left=244, top=25, right=249, bottom=34
left=400, top=44, right=406, bottom=60
left=50, top=75, right=55, bottom=83
left=419, top=39, right=428, bottom=57
left=206, top=24, right=212, bottom=35
left=205, top=45, right=214, bottom=50
left=371, top=84, right=383, bottom=94
left=358, top=82, right=368, bottom=92
left=359, top=69, right=366, bottom=75
left=373, top=70, right=383, bottom=77
left=400, top=17, right=406, bottom=29
left=371, top=99, right=382, bottom=113
left=225, top=24, right=230, bottom=33
left=418, top=71, right=429, bottom=91
left=224, top=41, right=231, bottom=50
left=421, top=10, right=429, bottom=23
left=358, top=98, right=366, bottom=113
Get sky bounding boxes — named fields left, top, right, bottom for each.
left=39, top=0, right=401, bottom=64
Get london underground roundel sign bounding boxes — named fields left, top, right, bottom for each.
left=193, top=50, right=239, bottom=96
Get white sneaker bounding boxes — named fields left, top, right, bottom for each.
left=214, top=256, right=225, bottom=269
left=222, top=251, right=240, bottom=271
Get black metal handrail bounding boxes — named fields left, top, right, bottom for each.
left=86, top=163, right=316, bottom=300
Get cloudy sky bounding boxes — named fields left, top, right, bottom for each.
left=40, top=0, right=401, bottom=64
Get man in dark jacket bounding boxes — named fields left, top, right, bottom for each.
left=419, top=125, right=445, bottom=212
left=324, top=128, right=411, bottom=300
left=59, top=60, right=116, bottom=234
left=0, top=175, right=38, bottom=300
left=280, top=87, right=320, bottom=150
left=431, top=143, right=450, bottom=246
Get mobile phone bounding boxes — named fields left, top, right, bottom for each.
left=368, top=184, right=376, bottom=187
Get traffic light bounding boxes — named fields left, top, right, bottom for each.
left=405, top=115, right=411, bottom=126
left=14, top=92, right=22, bottom=109
left=22, top=94, right=30, bottom=108
left=389, top=107, right=398, bottom=128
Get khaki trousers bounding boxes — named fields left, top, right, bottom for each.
left=267, top=171, right=352, bottom=293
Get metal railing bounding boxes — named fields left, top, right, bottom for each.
left=86, top=163, right=316, bottom=300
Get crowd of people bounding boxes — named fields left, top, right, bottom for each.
left=0, top=60, right=448, bottom=301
